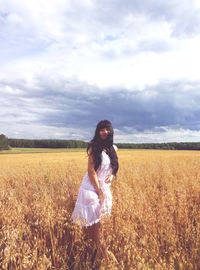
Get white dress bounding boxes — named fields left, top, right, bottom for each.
left=71, top=145, right=117, bottom=227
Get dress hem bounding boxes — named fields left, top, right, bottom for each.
left=71, top=211, right=111, bottom=228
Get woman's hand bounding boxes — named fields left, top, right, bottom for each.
left=96, top=188, right=105, bottom=204
left=105, top=174, right=114, bottom=184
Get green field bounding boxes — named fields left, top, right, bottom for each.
left=0, top=147, right=86, bottom=154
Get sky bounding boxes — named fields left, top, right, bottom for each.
left=1, top=0, right=200, bottom=143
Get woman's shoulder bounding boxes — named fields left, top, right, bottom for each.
left=113, top=144, right=118, bottom=151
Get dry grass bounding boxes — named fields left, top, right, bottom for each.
left=0, top=149, right=199, bottom=269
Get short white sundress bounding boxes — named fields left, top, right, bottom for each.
left=71, top=145, right=117, bottom=227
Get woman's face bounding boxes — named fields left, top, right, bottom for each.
left=99, top=127, right=110, bottom=140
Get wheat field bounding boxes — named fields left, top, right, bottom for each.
left=0, top=149, right=199, bottom=269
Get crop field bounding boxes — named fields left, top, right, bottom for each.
left=0, top=149, right=199, bottom=269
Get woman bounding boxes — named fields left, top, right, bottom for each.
left=71, top=119, right=119, bottom=266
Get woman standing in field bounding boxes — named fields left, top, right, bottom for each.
left=71, top=119, right=119, bottom=267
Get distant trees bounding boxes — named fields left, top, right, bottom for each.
left=8, top=138, right=87, bottom=148
left=5, top=139, right=200, bottom=150
left=0, top=136, right=199, bottom=150
left=116, top=142, right=200, bottom=150
left=0, top=134, right=10, bottom=150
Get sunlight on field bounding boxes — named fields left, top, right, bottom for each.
left=0, top=149, right=199, bottom=269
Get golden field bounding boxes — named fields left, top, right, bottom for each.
left=0, top=149, right=199, bottom=269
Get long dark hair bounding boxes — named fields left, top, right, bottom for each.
left=86, top=119, right=119, bottom=178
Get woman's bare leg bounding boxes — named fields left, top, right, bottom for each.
left=100, top=222, right=110, bottom=261
left=83, top=221, right=109, bottom=264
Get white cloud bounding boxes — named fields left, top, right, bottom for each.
left=115, top=127, right=200, bottom=143
left=1, top=0, right=200, bottom=141
left=1, top=0, right=200, bottom=89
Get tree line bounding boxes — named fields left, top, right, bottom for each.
left=1, top=134, right=200, bottom=150
left=0, top=134, right=10, bottom=150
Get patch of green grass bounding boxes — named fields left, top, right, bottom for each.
left=0, top=147, right=86, bottom=154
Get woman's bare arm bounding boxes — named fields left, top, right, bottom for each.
left=87, top=147, right=101, bottom=192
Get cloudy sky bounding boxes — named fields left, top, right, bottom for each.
left=1, top=0, right=200, bottom=143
